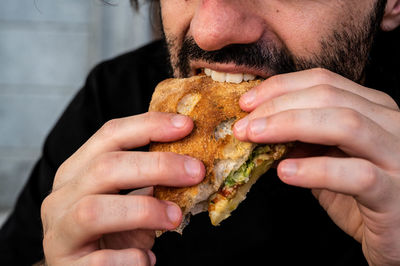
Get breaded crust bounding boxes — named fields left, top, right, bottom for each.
left=149, top=75, right=261, bottom=213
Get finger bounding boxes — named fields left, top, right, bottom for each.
left=240, top=68, right=399, bottom=111
left=55, top=151, right=205, bottom=202
left=90, top=112, right=193, bottom=151
left=55, top=112, right=193, bottom=185
left=103, top=229, right=155, bottom=250
left=237, top=85, right=400, bottom=135
left=76, top=248, right=155, bottom=266
left=59, top=195, right=181, bottom=250
left=236, top=108, right=399, bottom=169
left=277, top=157, right=396, bottom=212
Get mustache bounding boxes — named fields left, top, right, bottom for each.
left=176, top=37, right=296, bottom=77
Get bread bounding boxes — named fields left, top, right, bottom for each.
left=149, top=75, right=289, bottom=233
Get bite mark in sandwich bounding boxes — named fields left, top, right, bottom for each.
left=208, top=143, right=287, bottom=225
left=149, top=72, right=290, bottom=234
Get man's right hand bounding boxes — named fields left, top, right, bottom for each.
left=41, top=112, right=205, bottom=265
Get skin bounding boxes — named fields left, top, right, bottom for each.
left=42, top=113, right=206, bottom=265
left=41, top=0, right=400, bottom=265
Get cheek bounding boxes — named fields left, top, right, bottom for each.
left=160, top=0, right=198, bottom=77
left=266, top=1, right=363, bottom=58
left=160, top=0, right=194, bottom=42
left=268, top=7, right=332, bottom=57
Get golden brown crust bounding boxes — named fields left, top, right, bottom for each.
left=149, top=75, right=261, bottom=213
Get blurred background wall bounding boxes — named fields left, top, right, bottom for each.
left=0, top=0, right=158, bottom=226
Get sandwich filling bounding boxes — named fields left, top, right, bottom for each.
left=208, top=144, right=288, bottom=225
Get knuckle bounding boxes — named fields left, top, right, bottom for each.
left=54, top=162, right=67, bottom=182
left=267, top=74, right=285, bottom=90
left=53, top=161, right=70, bottom=191
left=315, top=85, right=338, bottom=105
left=312, top=68, right=334, bottom=84
left=151, top=152, right=167, bottom=173
left=88, top=251, right=113, bottom=266
left=338, top=108, right=364, bottom=136
left=146, top=111, right=157, bottom=119
left=40, top=195, right=51, bottom=219
left=260, top=98, right=278, bottom=116
left=88, top=153, right=118, bottom=181
left=128, top=153, right=141, bottom=178
left=357, top=161, right=379, bottom=194
left=283, top=109, right=298, bottom=125
left=133, top=196, right=156, bottom=223
left=42, top=231, right=56, bottom=257
left=40, top=198, right=49, bottom=234
left=131, top=249, right=150, bottom=266
left=143, top=111, right=158, bottom=125
left=42, top=234, right=50, bottom=253
left=378, top=91, right=399, bottom=110
left=100, top=119, right=120, bottom=140
left=40, top=192, right=62, bottom=234
left=40, top=196, right=53, bottom=230
left=319, top=160, right=329, bottom=183
left=74, top=196, right=101, bottom=228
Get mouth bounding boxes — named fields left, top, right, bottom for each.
left=202, top=68, right=258, bottom=83
left=191, top=63, right=268, bottom=83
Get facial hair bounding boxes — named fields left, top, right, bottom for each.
left=164, top=0, right=387, bottom=83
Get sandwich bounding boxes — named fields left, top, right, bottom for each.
left=149, top=74, right=289, bottom=233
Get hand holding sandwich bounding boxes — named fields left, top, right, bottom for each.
left=40, top=112, right=205, bottom=265
left=234, top=68, right=400, bottom=265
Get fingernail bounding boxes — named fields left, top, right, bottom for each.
left=249, top=118, right=267, bottom=136
left=147, top=250, right=156, bottom=266
left=171, top=114, right=187, bottom=128
left=166, top=202, right=181, bottom=223
left=184, top=157, right=201, bottom=178
left=234, top=117, right=249, bottom=133
left=281, top=161, right=297, bottom=178
left=242, top=89, right=257, bottom=106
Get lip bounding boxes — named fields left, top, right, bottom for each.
left=190, top=61, right=271, bottom=79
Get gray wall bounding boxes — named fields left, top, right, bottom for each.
left=0, top=0, right=157, bottom=226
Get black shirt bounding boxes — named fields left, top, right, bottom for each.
left=1, top=30, right=399, bottom=265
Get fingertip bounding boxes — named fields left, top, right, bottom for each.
left=233, top=128, right=246, bottom=142
left=247, top=117, right=268, bottom=141
left=233, top=117, right=249, bottom=141
left=240, top=89, right=257, bottom=110
left=277, top=160, right=298, bottom=181
left=170, top=114, right=192, bottom=129
left=239, top=97, right=254, bottom=112
left=146, top=250, right=156, bottom=266
left=171, top=114, right=194, bottom=138
left=164, top=201, right=182, bottom=228
left=276, top=161, right=285, bottom=180
left=197, top=160, right=206, bottom=182
left=152, top=113, right=193, bottom=142
left=183, top=156, right=205, bottom=182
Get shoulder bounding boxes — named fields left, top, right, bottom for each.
left=85, top=39, right=172, bottom=119
left=91, top=39, right=171, bottom=82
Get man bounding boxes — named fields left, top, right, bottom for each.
left=1, top=0, right=400, bottom=265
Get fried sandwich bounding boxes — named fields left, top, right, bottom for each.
left=149, top=74, right=289, bottom=233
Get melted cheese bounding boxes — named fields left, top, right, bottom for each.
left=209, top=158, right=274, bottom=226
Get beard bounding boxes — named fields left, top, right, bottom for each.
left=164, top=0, right=387, bottom=83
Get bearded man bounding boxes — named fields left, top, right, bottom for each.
left=1, top=0, right=400, bottom=265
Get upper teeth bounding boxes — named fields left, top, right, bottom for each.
left=204, top=68, right=256, bottom=83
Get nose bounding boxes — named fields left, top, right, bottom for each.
left=190, top=0, right=265, bottom=51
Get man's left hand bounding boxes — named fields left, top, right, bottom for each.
left=233, top=68, right=400, bottom=266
